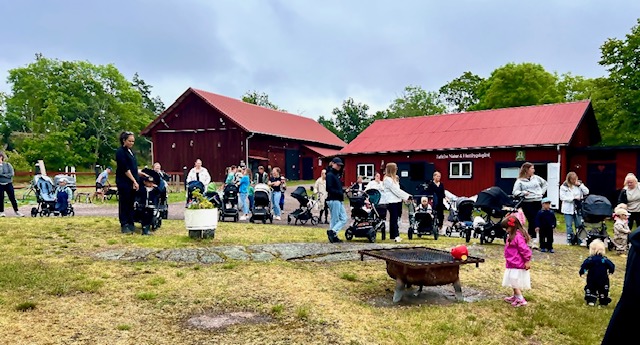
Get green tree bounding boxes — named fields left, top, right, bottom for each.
left=317, top=115, right=340, bottom=138
left=331, top=98, right=372, bottom=143
left=383, top=85, right=446, bottom=119
left=474, top=62, right=563, bottom=110
left=439, top=72, right=484, bottom=113
left=242, top=90, right=284, bottom=111
left=2, top=55, right=154, bottom=170
left=598, top=18, right=640, bottom=145
left=132, top=73, right=165, bottom=115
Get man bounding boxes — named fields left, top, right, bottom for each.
left=95, top=167, right=111, bottom=195
left=255, top=166, right=269, bottom=184
left=326, top=157, right=347, bottom=243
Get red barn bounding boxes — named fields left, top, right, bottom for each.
left=141, top=88, right=345, bottom=182
left=339, top=100, right=619, bottom=208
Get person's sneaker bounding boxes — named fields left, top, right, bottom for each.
left=274, top=216, right=281, bottom=220
left=333, top=236, right=343, bottom=243
left=0, top=212, right=5, bottom=217
left=394, top=236, right=402, bottom=243
left=540, top=248, right=547, bottom=253
left=15, top=211, right=24, bottom=217
left=121, top=226, right=133, bottom=234
left=504, top=296, right=517, bottom=303
left=239, top=216, right=247, bottom=221
left=549, top=249, right=555, bottom=253
left=587, top=302, right=595, bottom=306
left=512, top=298, right=528, bottom=307
left=326, top=230, right=335, bottom=243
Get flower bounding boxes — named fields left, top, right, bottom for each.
left=187, top=189, right=215, bottom=209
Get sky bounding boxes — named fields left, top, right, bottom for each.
left=0, top=0, right=639, bottom=119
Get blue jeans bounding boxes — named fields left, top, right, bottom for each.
left=248, top=195, right=254, bottom=211
left=327, top=200, right=348, bottom=233
left=239, top=192, right=249, bottom=215
left=271, top=191, right=282, bottom=216
left=564, top=213, right=583, bottom=239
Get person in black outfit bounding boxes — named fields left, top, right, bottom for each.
left=424, top=171, right=446, bottom=232
left=535, top=198, right=557, bottom=253
left=350, top=175, right=365, bottom=191
left=602, top=228, right=640, bottom=344
left=326, top=157, right=347, bottom=243
left=579, top=239, right=615, bottom=307
left=116, top=131, right=140, bottom=234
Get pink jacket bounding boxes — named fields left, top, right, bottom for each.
left=504, top=231, right=532, bottom=269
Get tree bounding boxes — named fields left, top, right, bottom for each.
left=317, top=115, right=340, bottom=138
left=598, top=18, right=640, bottom=145
left=474, top=62, right=563, bottom=110
left=2, top=55, right=154, bottom=170
left=439, top=72, right=484, bottom=112
left=383, top=85, right=446, bottom=119
left=132, top=73, right=165, bottom=115
left=242, top=90, right=284, bottom=111
left=331, top=98, right=372, bottom=143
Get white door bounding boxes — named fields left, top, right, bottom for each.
left=547, top=163, right=560, bottom=210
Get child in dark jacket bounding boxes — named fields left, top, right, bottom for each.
left=535, top=198, right=557, bottom=253
left=579, top=239, right=615, bottom=306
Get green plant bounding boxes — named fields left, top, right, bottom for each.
left=15, top=301, right=37, bottom=312
left=186, top=189, right=215, bottom=209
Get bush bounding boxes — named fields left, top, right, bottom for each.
left=5, top=150, right=31, bottom=172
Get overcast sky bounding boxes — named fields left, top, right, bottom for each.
left=1, top=0, right=639, bottom=119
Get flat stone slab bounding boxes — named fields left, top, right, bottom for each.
left=186, top=311, right=272, bottom=330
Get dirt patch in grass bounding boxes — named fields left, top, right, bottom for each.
left=186, top=311, right=273, bottom=331
left=367, top=285, right=498, bottom=307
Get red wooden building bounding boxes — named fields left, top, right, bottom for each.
left=141, top=88, right=345, bottom=182
left=338, top=100, right=631, bottom=208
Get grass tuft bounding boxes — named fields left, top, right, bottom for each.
left=116, top=324, right=131, bottom=331
left=136, top=292, right=158, bottom=301
left=15, top=301, right=36, bottom=312
left=340, top=272, right=357, bottom=281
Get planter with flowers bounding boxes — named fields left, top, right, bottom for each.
left=185, top=189, right=218, bottom=239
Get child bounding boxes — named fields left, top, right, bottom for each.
left=136, top=175, right=160, bottom=235
left=535, top=197, right=557, bottom=253
left=501, top=215, right=532, bottom=307
left=54, top=178, right=73, bottom=216
left=612, top=203, right=628, bottom=221
left=279, top=176, right=286, bottom=211
left=417, top=196, right=433, bottom=212
left=613, top=207, right=632, bottom=256
left=579, top=239, right=615, bottom=306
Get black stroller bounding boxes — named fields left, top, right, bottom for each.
left=472, top=186, right=524, bottom=244
left=287, top=186, right=319, bottom=225
left=187, top=180, right=205, bottom=204
left=134, top=168, right=163, bottom=231
left=250, top=183, right=273, bottom=223
left=444, top=197, right=475, bottom=238
left=407, top=195, right=439, bottom=240
left=221, top=184, right=239, bottom=222
left=345, top=189, right=386, bottom=242
left=571, top=194, right=615, bottom=250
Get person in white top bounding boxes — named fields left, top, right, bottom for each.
left=618, top=173, right=640, bottom=229
left=512, top=162, right=548, bottom=247
left=314, top=169, right=329, bottom=224
left=186, top=159, right=211, bottom=186
left=380, top=163, right=412, bottom=242
left=559, top=171, right=589, bottom=244
left=365, top=172, right=387, bottom=221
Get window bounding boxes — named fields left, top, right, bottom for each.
left=357, top=164, right=374, bottom=182
left=449, top=161, right=472, bottom=179
left=500, top=167, right=520, bottom=179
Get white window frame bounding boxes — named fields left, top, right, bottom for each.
left=449, top=161, right=472, bottom=179
left=356, top=164, right=375, bottom=182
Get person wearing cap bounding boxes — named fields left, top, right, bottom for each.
left=534, top=197, right=556, bottom=253
left=613, top=207, right=632, bottom=256
left=54, top=178, right=73, bottom=216
left=326, top=157, right=347, bottom=243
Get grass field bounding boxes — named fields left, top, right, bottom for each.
left=0, top=212, right=624, bottom=345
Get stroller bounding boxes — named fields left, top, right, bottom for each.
left=186, top=180, right=206, bottom=205
left=407, top=195, right=439, bottom=240
left=220, top=184, right=240, bottom=222
left=251, top=183, right=273, bottom=223
left=133, top=168, right=163, bottom=231
left=30, top=174, right=75, bottom=217
left=344, top=189, right=386, bottom=243
left=571, top=194, right=615, bottom=250
left=287, top=186, right=319, bottom=225
left=472, top=186, right=524, bottom=244
left=444, top=197, right=475, bottom=238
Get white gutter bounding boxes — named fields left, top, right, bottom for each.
left=143, top=137, right=154, bottom=164
left=246, top=132, right=256, bottom=166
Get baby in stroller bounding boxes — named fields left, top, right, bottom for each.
left=251, top=183, right=273, bottom=223
left=408, top=195, right=439, bottom=240
left=345, top=189, right=386, bottom=242
left=53, top=178, right=74, bottom=216
left=31, top=174, right=74, bottom=217
left=287, top=186, right=319, bottom=225
left=445, top=196, right=475, bottom=238
left=134, top=168, right=162, bottom=235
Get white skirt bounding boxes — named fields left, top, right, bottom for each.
left=502, top=268, right=531, bottom=290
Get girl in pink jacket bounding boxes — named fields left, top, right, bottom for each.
left=502, top=215, right=532, bottom=307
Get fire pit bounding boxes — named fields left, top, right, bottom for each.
left=359, top=247, right=484, bottom=303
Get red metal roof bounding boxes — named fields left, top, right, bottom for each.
left=303, top=144, right=341, bottom=158
left=142, top=88, right=345, bottom=148
left=340, top=101, right=593, bottom=155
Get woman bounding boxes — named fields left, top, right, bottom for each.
left=365, top=172, right=387, bottom=221
left=512, top=162, right=548, bottom=247
left=424, top=171, right=446, bottom=233
left=619, top=173, right=640, bottom=228
left=0, top=152, right=24, bottom=217
left=238, top=168, right=251, bottom=220
left=115, top=131, right=140, bottom=233
left=268, top=167, right=282, bottom=220
left=380, top=163, right=412, bottom=242
left=314, top=169, right=329, bottom=224
left=186, top=159, right=211, bottom=186
left=559, top=171, right=589, bottom=244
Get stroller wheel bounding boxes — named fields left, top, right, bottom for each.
left=300, top=218, right=308, bottom=225
left=31, top=207, right=38, bottom=217
left=262, top=218, right=266, bottom=224
left=345, top=226, right=354, bottom=240
left=368, top=229, right=376, bottom=243
left=434, top=228, right=439, bottom=240
left=249, top=216, right=254, bottom=223
left=417, top=233, right=423, bottom=238
left=287, top=216, right=291, bottom=224
left=311, top=216, right=319, bottom=226
left=607, top=239, right=615, bottom=251
left=445, top=226, right=452, bottom=237
left=465, top=228, right=472, bottom=243
left=408, top=228, right=413, bottom=240
left=485, top=236, right=494, bottom=244
left=380, top=222, right=386, bottom=240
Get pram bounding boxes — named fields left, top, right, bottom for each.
left=187, top=180, right=205, bottom=205
left=219, top=184, right=239, bottom=222
left=444, top=197, right=475, bottom=238
left=133, top=168, right=163, bottom=231
left=287, top=186, right=319, bottom=225
left=407, top=195, right=439, bottom=240
left=30, top=174, right=75, bottom=217
left=472, top=186, right=524, bottom=244
left=571, top=194, right=615, bottom=250
left=344, top=189, right=386, bottom=243
left=251, top=183, right=273, bottom=223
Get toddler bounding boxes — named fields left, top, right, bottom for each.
left=502, top=215, right=532, bottom=307
left=613, top=207, right=631, bottom=256
left=535, top=198, right=557, bottom=253
left=579, top=239, right=615, bottom=306
left=417, top=196, right=432, bottom=212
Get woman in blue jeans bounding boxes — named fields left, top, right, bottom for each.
left=268, top=168, right=283, bottom=220
left=559, top=171, right=589, bottom=243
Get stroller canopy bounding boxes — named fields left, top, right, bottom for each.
left=187, top=180, right=205, bottom=195
left=366, top=189, right=382, bottom=206
left=474, top=186, right=514, bottom=212
left=35, top=175, right=56, bottom=202
left=291, top=186, right=309, bottom=204
left=582, top=194, right=612, bottom=218
left=254, top=183, right=270, bottom=195
left=455, top=197, right=475, bottom=221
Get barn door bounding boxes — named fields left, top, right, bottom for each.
left=301, top=157, right=314, bottom=180
left=284, top=149, right=300, bottom=180
left=397, top=161, right=434, bottom=197
left=586, top=163, right=617, bottom=206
